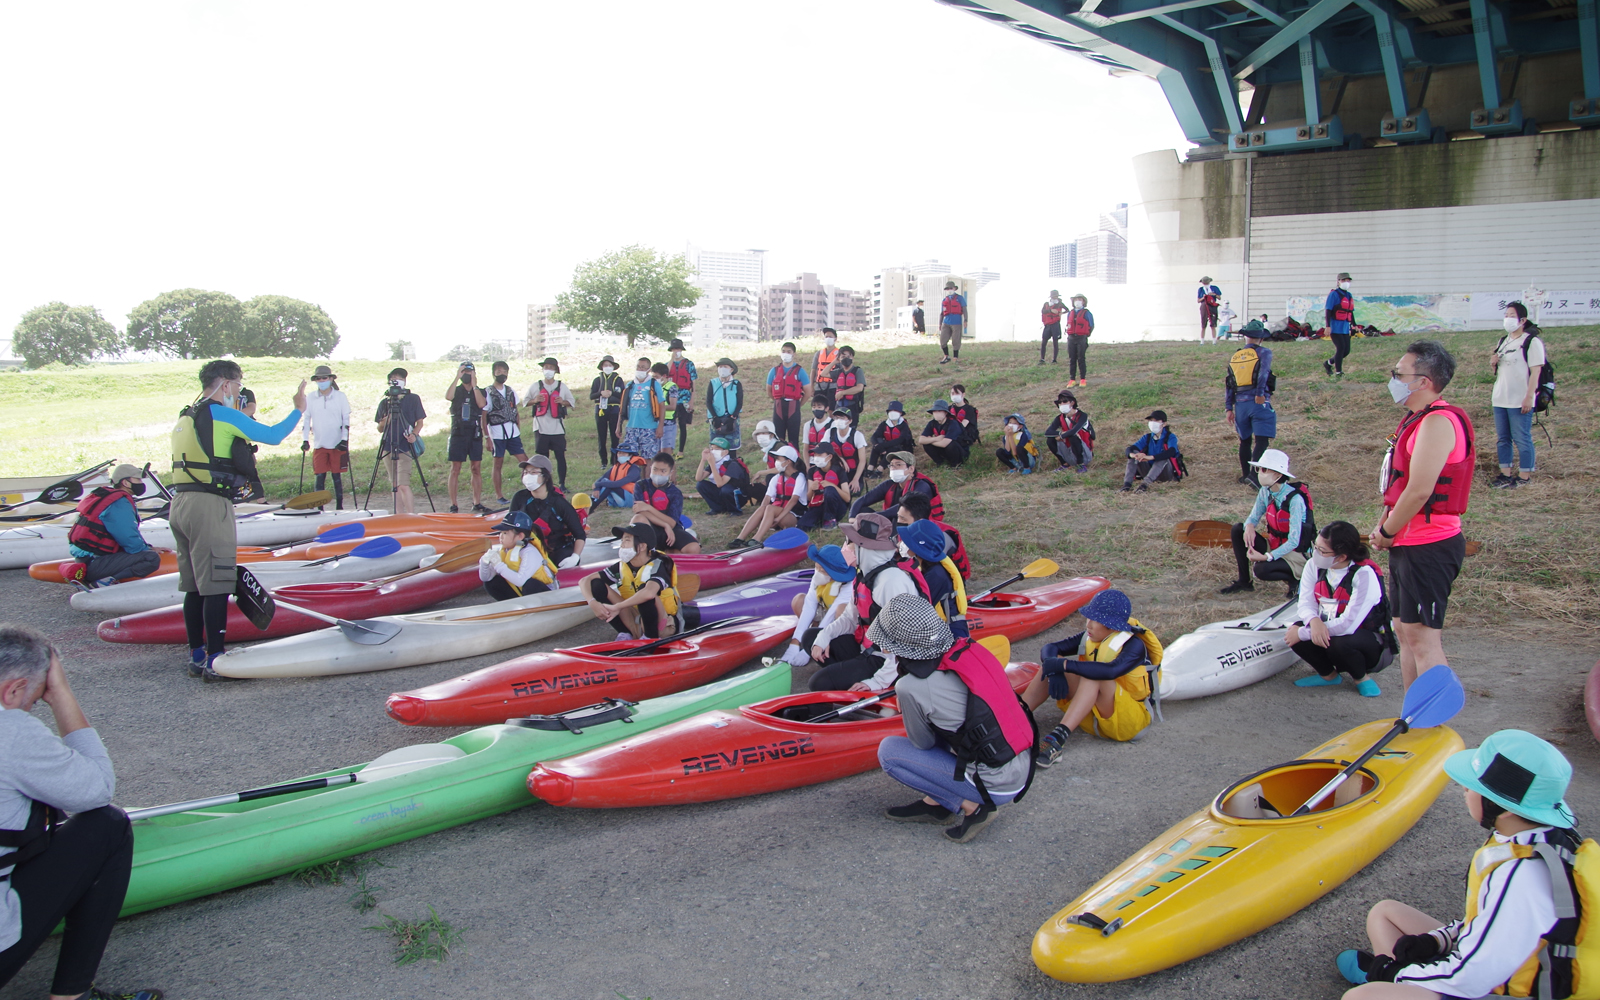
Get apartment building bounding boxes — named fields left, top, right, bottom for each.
left=760, top=273, right=870, bottom=341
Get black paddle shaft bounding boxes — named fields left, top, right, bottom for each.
left=1291, top=719, right=1408, bottom=816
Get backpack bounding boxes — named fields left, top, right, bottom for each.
left=1498, top=331, right=1557, bottom=414
left=1224, top=346, right=1277, bottom=395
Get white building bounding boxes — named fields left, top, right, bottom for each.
left=683, top=277, right=760, bottom=348
left=964, top=267, right=1001, bottom=291
left=1048, top=242, right=1078, bottom=278
left=685, top=245, right=765, bottom=288
left=526, top=304, right=582, bottom=357
left=870, top=266, right=917, bottom=331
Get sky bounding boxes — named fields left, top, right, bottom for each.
left=0, top=0, right=1190, bottom=360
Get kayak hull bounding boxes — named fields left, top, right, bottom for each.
left=529, top=662, right=1041, bottom=807
left=384, top=615, right=798, bottom=726
left=1156, top=601, right=1303, bottom=701
left=551, top=542, right=809, bottom=592
left=1031, top=720, right=1463, bottom=982
left=964, top=577, right=1110, bottom=643
left=121, top=665, right=791, bottom=918
left=1587, top=661, right=1600, bottom=744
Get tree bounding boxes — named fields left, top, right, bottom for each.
left=125, top=289, right=245, bottom=359
left=441, top=344, right=478, bottom=362
left=387, top=339, right=414, bottom=361
left=551, top=245, right=701, bottom=348
left=12, top=303, right=122, bottom=369
left=240, top=295, right=340, bottom=357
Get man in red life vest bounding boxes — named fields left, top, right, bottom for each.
left=766, top=342, right=810, bottom=449
left=938, top=281, right=966, bottom=365
left=59, top=465, right=160, bottom=588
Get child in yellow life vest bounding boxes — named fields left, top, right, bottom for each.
left=580, top=522, right=680, bottom=640
left=477, top=511, right=555, bottom=601
left=1021, top=589, right=1164, bottom=768
left=1336, top=730, right=1594, bottom=999
left=781, top=543, right=856, bottom=666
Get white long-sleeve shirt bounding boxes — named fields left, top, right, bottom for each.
left=478, top=542, right=555, bottom=591
left=302, top=388, right=351, bottom=449
left=815, top=555, right=918, bottom=652
left=1295, top=561, right=1381, bottom=636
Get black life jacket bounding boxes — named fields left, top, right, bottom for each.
left=517, top=491, right=576, bottom=556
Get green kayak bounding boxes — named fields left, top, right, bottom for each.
left=121, top=663, right=790, bottom=917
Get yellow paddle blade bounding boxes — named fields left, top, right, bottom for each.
left=569, top=492, right=592, bottom=510
left=1019, top=558, right=1058, bottom=580
left=284, top=490, right=335, bottom=510
left=977, top=635, right=1010, bottom=663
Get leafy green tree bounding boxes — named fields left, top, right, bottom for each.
left=240, top=295, right=340, bottom=357
left=125, top=289, right=245, bottom=359
left=441, top=344, right=478, bottom=362
left=11, top=303, right=122, bottom=369
left=551, top=245, right=700, bottom=348
left=387, top=339, right=414, bottom=361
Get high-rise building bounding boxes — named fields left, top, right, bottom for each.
left=908, top=259, right=951, bottom=277
left=871, top=266, right=917, bottom=331
left=683, top=277, right=760, bottom=348
left=1048, top=242, right=1078, bottom=278
left=760, top=273, right=870, bottom=341
left=526, top=304, right=617, bottom=357
left=963, top=267, right=1001, bottom=291
left=1065, top=204, right=1130, bottom=285
left=685, top=245, right=765, bottom=288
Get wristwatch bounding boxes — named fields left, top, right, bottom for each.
left=1378, top=523, right=1396, bottom=539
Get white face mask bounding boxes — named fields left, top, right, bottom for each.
left=832, top=419, right=850, bottom=431
left=811, top=455, right=830, bottom=468
left=602, top=365, right=615, bottom=373
left=1147, top=421, right=1163, bottom=435
left=634, top=370, right=649, bottom=382
left=1339, top=281, right=1351, bottom=290
left=1260, top=473, right=1281, bottom=489
left=717, top=366, right=732, bottom=378
left=1503, top=317, right=1521, bottom=333
left=1058, top=403, right=1073, bottom=415
left=824, top=338, right=836, bottom=348
left=886, top=413, right=902, bottom=425
left=1007, top=424, right=1020, bottom=435
left=651, top=473, right=670, bottom=487
left=756, top=434, right=774, bottom=448
left=618, top=546, right=636, bottom=562
left=1310, top=551, right=1336, bottom=571
left=710, top=449, right=726, bottom=462
left=672, top=350, right=683, bottom=359
left=950, top=393, right=964, bottom=405
left=543, top=370, right=556, bottom=381
left=522, top=473, right=542, bottom=491
left=889, top=468, right=908, bottom=483
left=780, top=352, right=794, bottom=364
left=896, top=540, right=910, bottom=559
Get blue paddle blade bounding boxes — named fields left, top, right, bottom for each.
left=763, top=527, right=808, bottom=550
left=349, top=535, right=403, bottom=559
left=316, top=522, right=367, bottom=543
left=1402, top=664, right=1466, bottom=729
left=679, top=515, right=693, bottom=529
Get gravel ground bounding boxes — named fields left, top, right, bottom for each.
left=1, top=566, right=1595, bottom=1000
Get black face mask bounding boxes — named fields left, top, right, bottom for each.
left=126, top=482, right=146, bottom=497
left=494, top=374, right=507, bottom=384
left=812, top=409, right=826, bottom=419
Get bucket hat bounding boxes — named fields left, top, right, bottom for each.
left=886, top=400, right=904, bottom=414
left=597, top=355, right=619, bottom=371
left=1337, top=272, right=1353, bottom=282
left=928, top=400, right=951, bottom=413
left=897, top=520, right=947, bottom=563
left=1199, top=276, right=1213, bottom=284
left=309, top=364, right=338, bottom=380
left=540, top=357, right=560, bottom=372
left=1247, top=448, right=1294, bottom=480
left=1081, top=589, right=1133, bottom=632
left=867, top=594, right=955, bottom=664
left=493, top=511, right=533, bottom=534
left=715, top=357, right=738, bottom=376
left=808, top=543, right=855, bottom=584
left=1444, top=729, right=1576, bottom=828
left=944, top=281, right=958, bottom=290
left=668, top=339, right=686, bottom=351
left=754, top=419, right=777, bottom=436
left=843, top=512, right=897, bottom=551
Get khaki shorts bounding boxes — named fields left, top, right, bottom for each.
left=170, top=490, right=237, bottom=596
left=384, top=452, right=413, bottom=490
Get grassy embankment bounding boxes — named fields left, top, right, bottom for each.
left=3, top=329, right=1595, bottom=638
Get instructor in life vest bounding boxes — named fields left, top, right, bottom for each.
left=1324, top=272, right=1355, bottom=377
left=61, top=465, right=159, bottom=588
left=938, top=281, right=966, bottom=365
left=1373, top=340, right=1474, bottom=689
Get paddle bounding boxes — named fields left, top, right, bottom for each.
left=1290, top=663, right=1466, bottom=816
left=124, top=743, right=467, bottom=821
left=0, top=460, right=116, bottom=511
left=969, top=558, right=1059, bottom=602
left=598, top=614, right=761, bottom=658
left=312, top=522, right=368, bottom=544
left=1220, top=596, right=1298, bottom=632
left=301, top=535, right=403, bottom=567
left=237, top=490, right=334, bottom=519
left=378, top=537, right=496, bottom=583
left=762, top=526, right=808, bottom=550
left=456, top=573, right=702, bottom=623
left=233, top=566, right=403, bottom=644
left=1174, top=519, right=1233, bottom=549
left=809, top=635, right=1013, bottom=723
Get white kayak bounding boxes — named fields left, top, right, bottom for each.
left=1156, top=599, right=1304, bottom=701
left=68, top=545, right=436, bottom=616
left=210, top=584, right=594, bottom=679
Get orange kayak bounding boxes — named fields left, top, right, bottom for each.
left=318, top=511, right=500, bottom=537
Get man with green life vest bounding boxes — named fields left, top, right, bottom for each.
left=169, top=360, right=306, bottom=680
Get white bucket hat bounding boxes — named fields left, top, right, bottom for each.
left=1247, top=448, right=1294, bottom=480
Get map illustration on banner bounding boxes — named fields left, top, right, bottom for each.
left=1286, top=294, right=1470, bottom=332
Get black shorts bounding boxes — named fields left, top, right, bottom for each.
left=1388, top=533, right=1466, bottom=629
left=1042, top=322, right=1061, bottom=341
left=447, top=433, right=484, bottom=463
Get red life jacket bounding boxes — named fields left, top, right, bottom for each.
left=887, top=473, right=944, bottom=521
left=636, top=482, right=673, bottom=513
left=936, top=520, right=971, bottom=579
left=806, top=420, right=830, bottom=449
left=941, top=293, right=965, bottom=319
left=901, top=560, right=933, bottom=601
left=1041, top=302, right=1064, bottom=324
left=770, top=364, right=805, bottom=402
left=1383, top=402, right=1475, bottom=519
left=833, top=366, right=860, bottom=394
left=1263, top=482, right=1315, bottom=553
left=827, top=428, right=860, bottom=473
left=532, top=381, right=568, bottom=419
left=932, top=639, right=1036, bottom=802
left=667, top=359, right=694, bottom=390
left=853, top=560, right=909, bottom=644
left=1065, top=309, right=1092, bottom=336
left=769, top=472, right=800, bottom=506
left=68, top=486, right=132, bottom=556
left=1331, top=289, right=1354, bottom=323
left=877, top=422, right=909, bottom=448
left=806, top=468, right=839, bottom=507
left=1053, top=411, right=1095, bottom=451
left=1313, top=559, right=1388, bottom=632
left=813, top=346, right=839, bottom=385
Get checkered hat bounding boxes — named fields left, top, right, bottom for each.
left=866, top=594, right=955, bottom=661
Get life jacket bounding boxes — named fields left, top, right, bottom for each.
left=594, top=371, right=624, bottom=413
left=0, top=799, right=63, bottom=872
left=832, top=365, right=862, bottom=407
left=1264, top=482, right=1316, bottom=554
left=827, top=428, right=860, bottom=474
left=936, top=520, right=971, bottom=579
left=68, top=486, right=133, bottom=556
left=1381, top=401, right=1475, bottom=520
left=532, top=381, right=568, bottom=420
left=941, top=293, right=965, bottom=319
left=1053, top=411, right=1095, bottom=452
left=171, top=400, right=246, bottom=497
left=875, top=421, right=910, bottom=449
left=1461, top=827, right=1600, bottom=999
left=617, top=555, right=680, bottom=616
left=926, top=556, right=968, bottom=623
left=709, top=379, right=741, bottom=417
left=1041, top=301, right=1064, bottom=324
left=713, top=454, right=750, bottom=485
left=667, top=358, right=695, bottom=391
left=899, top=560, right=934, bottom=602
left=519, top=493, right=577, bottom=556
left=815, top=578, right=841, bottom=610
left=806, top=420, right=830, bottom=449
left=1313, top=560, right=1388, bottom=633
left=635, top=482, right=675, bottom=514
left=606, top=455, right=647, bottom=482
left=770, top=364, right=805, bottom=402
left=1073, top=619, right=1165, bottom=702
left=806, top=468, right=839, bottom=507
left=929, top=638, right=1038, bottom=807
left=1225, top=346, right=1276, bottom=395
left=485, top=384, right=519, bottom=425
left=492, top=537, right=555, bottom=595
left=768, top=472, right=800, bottom=507
left=813, top=346, right=839, bottom=385
left=853, top=560, right=911, bottom=645
left=629, top=378, right=666, bottom=421
left=1331, top=288, right=1354, bottom=323
left=1065, top=308, right=1092, bottom=336
left=887, top=473, right=944, bottom=521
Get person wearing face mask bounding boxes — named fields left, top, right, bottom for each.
left=57, top=464, right=160, bottom=589
left=1374, top=340, right=1473, bottom=689
left=948, top=384, right=979, bottom=449
left=766, top=342, right=810, bottom=449
left=824, top=404, right=870, bottom=494
left=795, top=441, right=847, bottom=530
left=812, top=328, right=841, bottom=407
left=705, top=357, right=744, bottom=448
left=444, top=361, right=489, bottom=514
left=592, top=445, right=648, bottom=508
left=483, top=360, right=527, bottom=503
left=665, top=339, right=697, bottom=456
left=939, top=281, right=966, bottom=365
left=508, top=455, right=587, bottom=569
left=995, top=413, right=1041, bottom=474
left=1064, top=294, right=1094, bottom=387
left=894, top=492, right=970, bottom=580
left=1220, top=448, right=1316, bottom=596
left=891, top=518, right=969, bottom=640
left=1224, top=324, right=1277, bottom=487
left=631, top=452, right=701, bottom=554
left=523, top=357, right=575, bottom=493
left=590, top=355, right=626, bottom=468
left=1285, top=521, right=1393, bottom=697
left=1489, top=302, right=1546, bottom=490
left=747, top=419, right=783, bottom=483
left=803, top=392, right=835, bottom=456
left=780, top=543, right=855, bottom=667
left=230, top=386, right=266, bottom=503
left=581, top=523, right=681, bottom=640
left=300, top=365, right=351, bottom=510
left=731, top=445, right=805, bottom=548
left=866, top=401, right=912, bottom=476
left=917, top=401, right=969, bottom=468
left=830, top=346, right=866, bottom=427
left=1044, top=390, right=1095, bottom=473
left=649, top=362, right=681, bottom=460
left=1120, top=410, right=1185, bottom=493
left=912, top=299, right=926, bottom=336
left=849, top=452, right=944, bottom=522
left=374, top=367, right=427, bottom=515
left=693, top=436, right=751, bottom=516
left=1040, top=290, right=1066, bottom=365
left=477, top=510, right=556, bottom=601
left=618, top=357, right=668, bottom=459
left=1198, top=277, right=1222, bottom=345
left=807, top=514, right=926, bottom=692
left=1323, top=272, right=1355, bottom=377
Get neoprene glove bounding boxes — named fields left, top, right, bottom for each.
left=301, top=441, right=310, bottom=452
left=1391, top=933, right=1442, bottom=968
left=337, top=439, right=349, bottom=451
left=1365, top=955, right=1404, bottom=983
left=1039, top=653, right=1071, bottom=700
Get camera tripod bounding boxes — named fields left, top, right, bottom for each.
left=363, top=392, right=436, bottom=513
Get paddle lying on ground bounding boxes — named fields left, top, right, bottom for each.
left=301, top=535, right=403, bottom=567
left=233, top=566, right=403, bottom=644
left=124, top=743, right=467, bottom=821
left=1173, top=520, right=1233, bottom=549
left=1290, top=663, right=1466, bottom=816
left=1219, top=596, right=1299, bottom=633
left=970, top=558, right=1059, bottom=602
left=812, top=635, right=1014, bottom=723
left=596, top=615, right=761, bottom=658
left=237, top=490, right=334, bottom=520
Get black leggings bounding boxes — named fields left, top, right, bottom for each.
left=1292, top=631, right=1384, bottom=679
left=1230, top=522, right=1299, bottom=586
left=183, top=591, right=230, bottom=655
left=313, top=471, right=344, bottom=509
left=808, top=635, right=884, bottom=691
left=535, top=432, right=568, bottom=488
left=0, top=806, right=132, bottom=996
left=676, top=403, right=692, bottom=452
left=1328, top=333, right=1351, bottom=373
left=1041, top=323, right=1061, bottom=361
left=483, top=575, right=550, bottom=601
left=1238, top=434, right=1272, bottom=482
left=595, top=410, right=621, bottom=465
left=588, top=576, right=663, bottom=638
left=1067, top=335, right=1089, bottom=379
left=773, top=405, right=803, bottom=449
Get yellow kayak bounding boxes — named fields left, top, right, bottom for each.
left=1032, top=719, right=1464, bottom=982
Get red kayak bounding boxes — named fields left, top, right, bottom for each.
left=551, top=542, right=808, bottom=592
left=385, top=616, right=797, bottom=726
left=1586, top=661, right=1600, bottom=744
left=529, top=662, right=1042, bottom=808
left=965, top=576, right=1109, bottom=642
left=96, top=566, right=482, bottom=645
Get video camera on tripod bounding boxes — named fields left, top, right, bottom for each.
left=364, top=375, right=435, bottom=512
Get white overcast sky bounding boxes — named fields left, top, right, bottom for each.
left=0, top=0, right=1188, bottom=360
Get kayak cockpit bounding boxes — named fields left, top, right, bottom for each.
left=742, top=691, right=900, bottom=727
left=1214, top=760, right=1379, bottom=821
left=969, top=595, right=1032, bottom=611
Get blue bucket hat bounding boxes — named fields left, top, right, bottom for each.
left=808, top=543, right=854, bottom=584
left=1081, top=589, right=1133, bottom=632
left=886, top=399, right=904, bottom=414
left=928, top=400, right=951, bottom=414
left=1444, top=729, right=1576, bottom=829
left=897, top=520, right=947, bottom=563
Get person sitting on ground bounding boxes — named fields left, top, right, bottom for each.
left=796, top=442, right=847, bottom=530
left=509, top=455, right=586, bottom=569
left=1044, top=389, right=1095, bottom=473
left=693, top=436, right=751, bottom=517
left=779, top=543, right=855, bottom=666
left=849, top=452, right=943, bottom=523
left=894, top=518, right=969, bottom=639
left=592, top=446, right=647, bottom=508
left=0, top=625, right=160, bottom=1000
left=1120, top=410, right=1184, bottom=493
left=830, top=346, right=866, bottom=427
left=866, top=400, right=913, bottom=476
left=1021, top=589, right=1164, bottom=767
left=1287, top=521, right=1393, bottom=698
left=875, top=595, right=1036, bottom=843
left=1333, top=729, right=1580, bottom=997
left=732, top=445, right=805, bottom=547
left=949, top=384, right=980, bottom=451
left=630, top=451, right=700, bottom=554
left=803, top=391, right=834, bottom=457
left=893, top=492, right=971, bottom=580
left=995, top=413, right=1041, bottom=474
left=807, top=514, right=922, bottom=691
left=746, top=419, right=783, bottom=483
left=579, top=524, right=680, bottom=640
left=477, top=511, right=555, bottom=601
left=1220, top=448, right=1315, bottom=595
left=824, top=403, right=869, bottom=494
left=59, top=465, right=160, bottom=590
left=917, top=400, right=969, bottom=468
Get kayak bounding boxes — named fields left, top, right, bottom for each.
left=120, top=664, right=791, bottom=917
left=1156, top=599, right=1304, bottom=701
left=317, top=510, right=502, bottom=537
left=67, top=545, right=436, bottom=616
left=1031, top=719, right=1463, bottom=982
left=965, top=577, right=1110, bottom=643
left=681, top=570, right=811, bottom=628
left=385, top=615, right=798, bottom=726
left=529, top=662, right=1041, bottom=807
left=550, top=541, right=811, bottom=592
left=1587, top=661, right=1600, bottom=744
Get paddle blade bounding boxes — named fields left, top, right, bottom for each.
left=1019, top=557, right=1058, bottom=580
left=427, top=537, right=495, bottom=573
left=316, top=522, right=367, bottom=543
left=234, top=567, right=276, bottom=630
left=978, top=635, right=1010, bottom=663
left=677, top=573, right=701, bottom=604
left=348, top=535, right=403, bottom=559
left=763, top=527, right=808, bottom=550
left=1403, top=664, right=1466, bottom=729
left=39, top=480, right=84, bottom=504
left=338, top=618, right=404, bottom=645
left=355, top=743, right=466, bottom=782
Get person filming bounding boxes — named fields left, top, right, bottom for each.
left=373, top=367, right=427, bottom=515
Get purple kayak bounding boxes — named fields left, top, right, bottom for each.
left=680, top=571, right=811, bottom=629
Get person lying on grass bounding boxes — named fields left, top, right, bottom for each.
left=579, top=523, right=681, bottom=641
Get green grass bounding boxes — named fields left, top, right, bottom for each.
left=368, top=905, right=461, bottom=965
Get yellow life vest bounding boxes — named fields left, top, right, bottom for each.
left=619, top=556, right=680, bottom=615
left=170, top=399, right=248, bottom=496
left=1463, top=832, right=1600, bottom=999
left=932, top=556, right=968, bottom=622
left=494, top=538, right=554, bottom=595
left=1075, top=617, right=1164, bottom=700
left=816, top=578, right=840, bottom=609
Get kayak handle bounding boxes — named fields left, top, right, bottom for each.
left=508, top=698, right=638, bottom=735
left=1067, top=912, right=1124, bottom=937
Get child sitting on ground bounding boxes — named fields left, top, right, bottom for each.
left=579, top=523, right=681, bottom=640
left=477, top=511, right=555, bottom=601
left=1120, top=409, right=1184, bottom=493
left=780, top=543, right=855, bottom=666
left=995, top=413, right=1041, bottom=474
left=593, top=446, right=647, bottom=507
